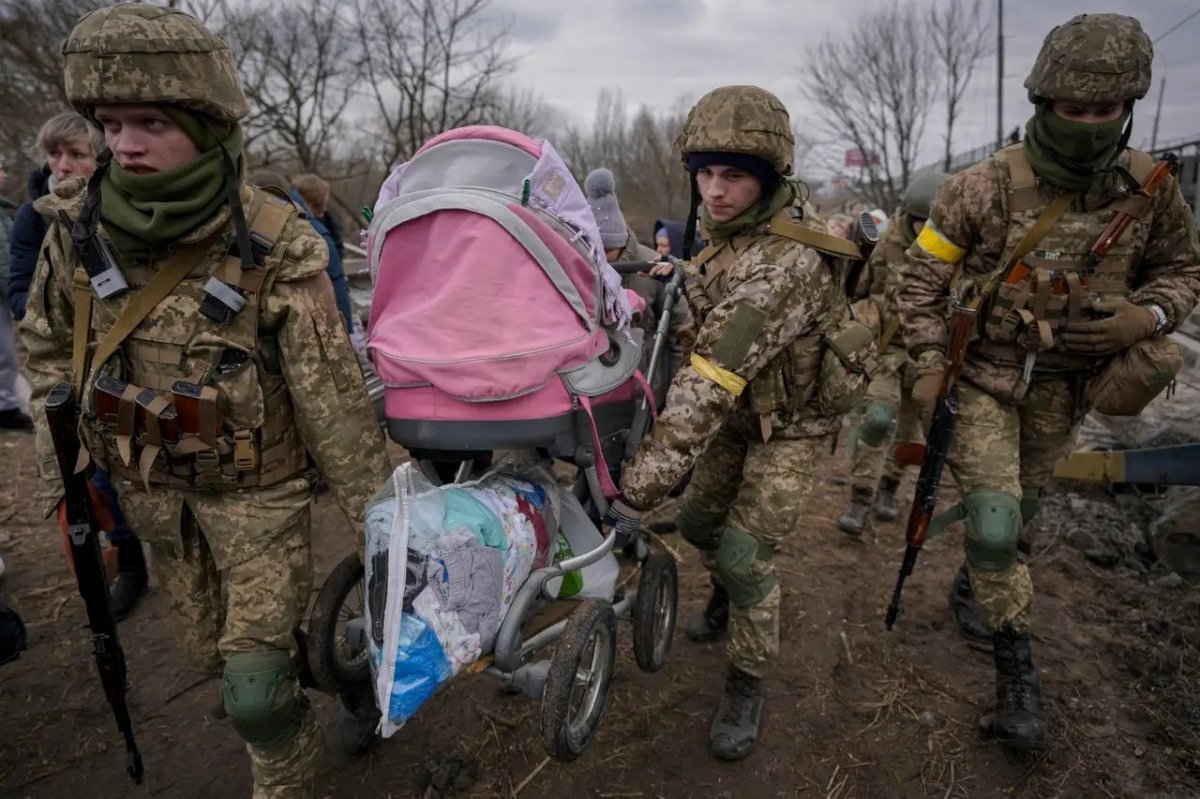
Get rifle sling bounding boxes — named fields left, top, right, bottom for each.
left=974, top=191, right=1077, bottom=305
left=72, top=239, right=213, bottom=398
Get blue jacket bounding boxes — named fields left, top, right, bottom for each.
left=290, top=189, right=353, bottom=333
left=7, top=167, right=51, bottom=319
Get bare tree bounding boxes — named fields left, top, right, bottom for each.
left=350, top=0, right=517, bottom=171
left=0, top=0, right=103, bottom=190
left=930, top=0, right=992, bottom=171
left=216, top=0, right=358, bottom=172
left=801, top=2, right=937, bottom=209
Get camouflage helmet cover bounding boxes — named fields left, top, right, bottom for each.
left=63, top=3, right=249, bottom=122
left=1024, top=13, right=1152, bottom=104
left=674, top=85, right=795, bottom=175
left=902, top=171, right=950, bottom=220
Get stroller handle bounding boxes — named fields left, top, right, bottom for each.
left=610, top=260, right=670, bottom=276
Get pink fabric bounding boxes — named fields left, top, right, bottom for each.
left=416, top=125, right=542, bottom=159
left=631, top=370, right=658, bottom=419
left=508, top=203, right=599, bottom=327
left=623, top=289, right=647, bottom=316
left=369, top=210, right=606, bottom=401
left=576, top=395, right=620, bottom=499
left=384, top=379, right=638, bottom=422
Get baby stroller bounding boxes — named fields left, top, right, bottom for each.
left=305, top=126, right=683, bottom=762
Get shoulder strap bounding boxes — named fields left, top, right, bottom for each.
left=213, top=188, right=293, bottom=296
left=999, top=146, right=1045, bottom=214
left=767, top=215, right=863, bottom=260
left=1127, top=150, right=1155, bottom=183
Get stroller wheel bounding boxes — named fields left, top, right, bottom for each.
left=306, top=552, right=371, bottom=695
left=541, top=599, right=617, bottom=762
left=631, top=552, right=678, bottom=673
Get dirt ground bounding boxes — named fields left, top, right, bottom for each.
left=2, top=423, right=1199, bottom=799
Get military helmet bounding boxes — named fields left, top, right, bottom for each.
left=63, top=3, right=249, bottom=122
left=902, top=171, right=950, bottom=221
left=1024, top=14, right=1152, bottom=104
left=674, top=85, right=795, bottom=175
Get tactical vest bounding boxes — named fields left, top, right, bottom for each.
left=74, top=187, right=310, bottom=491
left=691, top=207, right=874, bottom=439
left=979, top=144, right=1157, bottom=372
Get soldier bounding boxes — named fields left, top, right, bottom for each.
left=836, top=175, right=948, bottom=536
left=20, top=5, right=391, bottom=796
left=604, top=86, right=857, bottom=760
left=898, top=14, right=1200, bottom=749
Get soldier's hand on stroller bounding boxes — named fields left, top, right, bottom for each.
left=647, top=261, right=674, bottom=278
left=603, top=496, right=644, bottom=547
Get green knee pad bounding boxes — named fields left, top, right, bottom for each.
left=221, top=648, right=302, bottom=748
left=857, top=400, right=897, bottom=448
left=678, top=499, right=726, bottom=552
left=715, top=527, right=777, bottom=607
left=963, top=490, right=1023, bottom=573
left=1020, top=486, right=1041, bottom=527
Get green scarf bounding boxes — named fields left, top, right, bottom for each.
left=1023, top=106, right=1130, bottom=192
left=702, top=181, right=797, bottom=242
left=99, top=112, right=243, bottom=260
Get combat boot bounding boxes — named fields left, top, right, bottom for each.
left=110, top=536, right=148, bottom=621
left=872, top=476, right=900, bottom=522
left=990, top=626, right=1047, bottom=750
left=709, top=666, right=764, bottom=761
left=837, top=486, right=873, bottom=536
left=337, top=686, right=381, bottom=756
left=685, top=584, right=729, bottom=642
left=947, top=563, right=991, bottom=649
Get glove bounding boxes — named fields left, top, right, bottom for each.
left=602, top=496, right=644, bottom=547
left=911, top=350, right=945, bottom=426
left=1061, top=300, right=1158, bottom=356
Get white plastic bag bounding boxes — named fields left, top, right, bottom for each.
left=544, top=492, right=620, bottom=601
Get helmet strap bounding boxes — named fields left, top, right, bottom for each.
left=218, top=141, right=254, bottom=269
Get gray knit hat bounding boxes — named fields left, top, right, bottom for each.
left=584, top=167, right=628, bottom=250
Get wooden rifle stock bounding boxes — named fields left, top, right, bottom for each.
left=884, top=304, right=976, bottom=629
left=1086, top=154, right=1179, bottom=271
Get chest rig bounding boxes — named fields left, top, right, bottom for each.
left=979, top=145, right=1157, bottom=372
left=690, top=208, right=874, bottom=440
left=72, top=187, right=310, bottom=491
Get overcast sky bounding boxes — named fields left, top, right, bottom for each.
left=488, top=0, right=1200, bottom=174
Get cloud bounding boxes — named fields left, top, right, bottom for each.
left=490, top=0, right=1200, bottom=171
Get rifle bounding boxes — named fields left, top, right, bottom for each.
left=45, top=382, right=145, bottom=783
left=884, top=152, right=1182, bottom=629
left=884, top=304, right=974, bottom=629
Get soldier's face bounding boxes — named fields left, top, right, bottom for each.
left=1049, top=100, right=1125, bottom=124
left=696, top=166, right=763, bottom=222
left=46, top=137, right=97, bottom=183
left=95, top=104, right=201, bottom=175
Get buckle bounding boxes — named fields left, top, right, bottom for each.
left=194, top=449, right=220, bottom=474
left=233, top=429, right=258, bottom=471
left=228, top=232, right=273, bottom=267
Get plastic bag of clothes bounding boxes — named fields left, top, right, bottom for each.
left=365, top=457, right=591, bottom=736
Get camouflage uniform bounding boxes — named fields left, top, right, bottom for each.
left=20, top=6, right=390, bottom=796
left=897, top=13, right=1200, bottom=749
left=840, top=209, right=924, bottom=531
left=619, top=85, right=854, bottom=760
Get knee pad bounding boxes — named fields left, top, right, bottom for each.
left=857, top=400, right=897, bottom=448
left=678, top=499, right=725, bottom=551
left=963, top=490, right=1023, bottom=573
left=715, top=527, right=777, bottom=608
left=1020, top=486, right=1041, bottom=528
left=221, top=648, right=302, bottom=748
